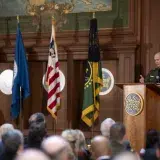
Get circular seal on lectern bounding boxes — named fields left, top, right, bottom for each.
left=125, top=93, right=143, bottom=116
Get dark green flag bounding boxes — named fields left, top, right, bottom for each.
left=81, top=18, right=103, bottom=127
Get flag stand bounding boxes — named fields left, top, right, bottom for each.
left=53, top=119, right=57, bottom=134
left=19, top=87, right=24, bottom=131
left=91, top=111, right=94, bottom=138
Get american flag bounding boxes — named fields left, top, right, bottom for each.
left=46, top=24, right=60, bottom=119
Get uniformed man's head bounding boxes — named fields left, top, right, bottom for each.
left=154, top=52, right=160, bottom=67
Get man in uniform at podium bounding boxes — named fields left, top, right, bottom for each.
left=140, top=52, right=160, bottom=83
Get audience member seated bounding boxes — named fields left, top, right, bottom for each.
left=101, top=119, right=131, bottom=152
left=0, top=129, right=23, bottom=160
left=15, top=149, right=50, bottom=160
left=25, top=121, right=46, bottom=149
left=140, top=129, right=159, bottom=160
left=41, top=135, right=75, bottom=160
left=113, top=151, right=140, bottom=160
left=91, top=135, right=111, bottom=160
left=28, top=112, right=46, bottom=125
left=24, top=112, right=46, bottom=146
left=0, top=123, right=14, bottom=155
left=100, top=118, right=115, bottom=138
left=110, top=122, right=127, bottom=156
left=75, top=129, right=91, bottom=160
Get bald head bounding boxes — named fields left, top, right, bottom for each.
left=154, top=52, right=160, bottom=67
left=15, top=149, right=50, bottom=160
left=113, top=152, right=139, bottom=160
left=41, top=135, right=70, bottom=160
left=91, top=135, right=111, bottom=159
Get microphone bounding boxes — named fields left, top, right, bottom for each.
left=156, top=76, right=160, bottom=83
left=156, top=69, right=160, bottom=83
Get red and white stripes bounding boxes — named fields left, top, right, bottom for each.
left=46, top=24, right=60, bottom=119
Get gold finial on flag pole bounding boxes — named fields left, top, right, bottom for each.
left=17, top=15, right=19, bottom=23
left=92, top=12, right=95, bottom=19
left=52, top=16, right=56, bottom=25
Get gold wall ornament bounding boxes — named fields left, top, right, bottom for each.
left=125, top=93, right=144, bottom=116
left=26, top=0, right=75, bottom=29
left=26, top=0, right=75, bottom=16
left=29, top=0, right=45, bottom=6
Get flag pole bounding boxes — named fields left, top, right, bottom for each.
left=52, top=16, right=57, bottom=134
left=91, top=63, right=96, bottom=138
left=17, top=15, right=23, bottom=131
left=91, top=13, right=96, bottom=138
left=19, top=86, right=24, bottom=131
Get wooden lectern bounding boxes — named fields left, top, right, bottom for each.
left=116, top=83, right=160, bottom=152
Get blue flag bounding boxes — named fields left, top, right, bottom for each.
left=11, top=23, right=30, bottom=119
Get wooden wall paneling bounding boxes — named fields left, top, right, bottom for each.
left=56, top=61, right=68, bottom=134
left=146, top=87, right=160, bottom=131
left=29, top=62, right=44, bottom=114
left=0, top=63, right=12, bottom=125
left=22, top=62, right=45, bottom=130
left=99, top=60, right=122, bottom=126
left=67, top=52, right=75, bottom=129
left=140, top=0, right=160, bottom=77
left=118, top=53, right=125, bottom=83
left=73, top=60, right=85, bottom=129
left=118, top=52, right=135, bottom=83
left=149, top=0, right=160, bottom=69
left=140, top=0, right=151, bottom=75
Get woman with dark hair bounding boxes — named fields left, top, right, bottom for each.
left=25, top=122, right=46, bottom=149
left=0, top=130, right=23, bottom=160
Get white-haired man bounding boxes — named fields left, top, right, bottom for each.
left=100, top=118, right=115, bottom=138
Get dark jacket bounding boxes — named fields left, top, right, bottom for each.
left=142, top=148, right=158, bottom=160
left=144, top=68, right=160, bottom=83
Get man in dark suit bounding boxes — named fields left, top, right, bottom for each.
left=110, top=122, right=127, bottom=157
left=91, top=135, right=111, bottom=160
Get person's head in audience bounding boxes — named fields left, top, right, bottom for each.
left=75, top=129, right=91, bottom=160
left=27, top=121, right=46, bottom=149
left=75, top=129, right=87, bottom=151
left=15, top=149, right=50, bottom=160
left=110, top=122, right=126, bottom=143
left=1, top=129, right=23, bottom=160
left=91, top=135, right=111, bottom=159
left=41, top=135, right=75, bottom=160
left=0, top=123, right=14, bottom=139
left=146, top=129, right=159, bottom=149
left=61, top=129, right=77, bottom=155
left=29, top=112, right=46, bottom=126
left=113, top=151, right=139, bottom=160
left=100, top=118, right=115, bottom=138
